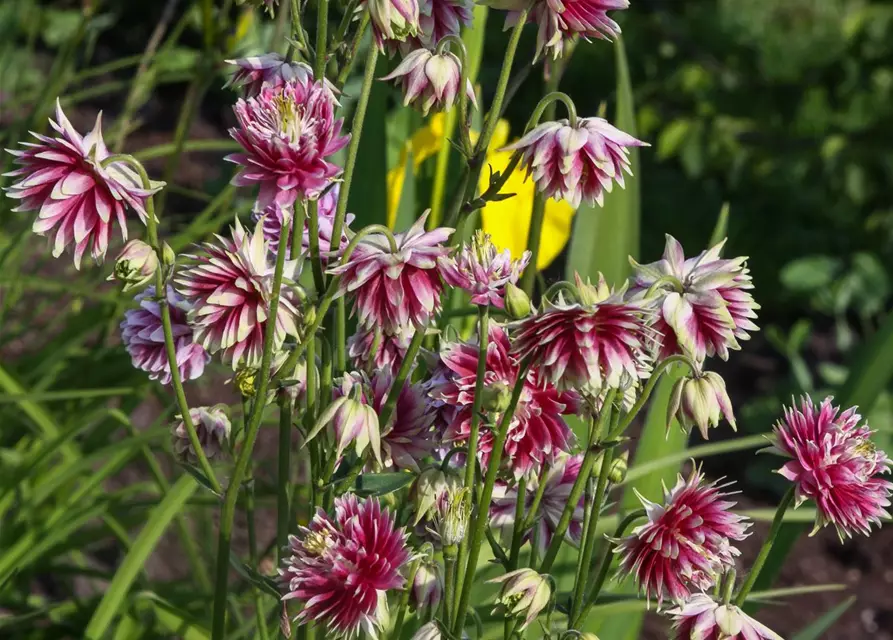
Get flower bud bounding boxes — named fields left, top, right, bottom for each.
left=411, top=559, right=443, bottom=612
left=409, top=466, right=462, bottom=525
left=504, top=282, right=531, bottom=319
left=172, top=405, right=231, bottom=462
left=381, top=48, right=476, bottom=116
left=488, top=568, right=552, bottom=631
left=433, top=486, right=471, bottom=547
left=592, top=450, right=629, bottom=484
left=367, top=0, right=420, bottom=46
left=161, top=242, right=176, bottom=269
left=668, top=371, right=736, bottom=440
left=109, top=239, right=158, bottom=291
left=481, top=381, right=512, bottom=413
left=411, top=622, right=443, bottom=640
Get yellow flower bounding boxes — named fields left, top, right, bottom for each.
left=386, top=115, right=575, bottom=270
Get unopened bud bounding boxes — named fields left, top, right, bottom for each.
left=488, top=568, right=552, bottom=631
left=301, top=306, right=318, bottom=337
left=411, top=559, right=443, bottom=612
left=409, top=466, right=461, bottom=525
left=434, top=486, right=471, bottom=547
left=481, top=382, right=512, bottom=413
left=161, top=242, right=176, bottom=268
left=504, top=282, right=531, bottom=319
left=608, top=450, right=628, bottom=484
left=668, top=371, right=736, bottom=440
left=109, top=239, right=158, bottom=291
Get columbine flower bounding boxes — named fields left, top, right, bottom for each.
left=412, top=622, right=445, bottom=640
left=121, top=285, right=209, bottom=384
left=615, top=469, right=751, bottom=606
left=409, top=466, right=463, bottom=525
left=411, top=559, right=443, bottom=611
left=225, top=54, right=326, bottom=98
left=488, top=568, right=552, bottom=631
left=502, top=117, right=647, bottom=208
left=418, top=0, right=473, bottom=46
left=491, top=452, right=585, bottom=556
left=770, top=396, right=893, bottom=540
left=366, top=0, right=421, bottom=49
left=512, top=274, right=653, bottom=397
left=311, top=372, right=382, bottom=464
left=381, top=48, right=476, bottom=116
left=667, top=594, right=783, bottom=640
left=109, top=239, right=158, bottom=291
left=630, top=235, right=760, bottom=364
left=370, top=373, right=436, bottom=471
left=174, top=218, right=302, bottom=368
left=328, top=213, right=452, bottom=334
left=172, top=405, right=231, bottom=462
left=668, top=371, right=736, bottom=440
left=280, top=495, right=411, bottom=639
left=227, top=79, right=348, bottom=209
left=429, top=323, right=578, bottom=478
left=4, top=100, right=162, bottom=268
left=348, top=326, right=413, bottom=376
left=439, top=230, right=530, bottom=307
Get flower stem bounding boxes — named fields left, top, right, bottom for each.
left=733, top=487, right=795, bottom=606
left=211, top=214, right=293, bottom=640
left=452, top=358, right=531, bottom=637
left=277, top=393, right=293, bottom=557
left=521, top=465, right=550, bottom=531
left=391, top=556, right=421, bottom=640
left=377, top=328, right=426, bottom=426
left=314, top=0, right=328, bottom=78
left=307, top=200, right=326, bottom=293
left=443, top=544, right=458, bottom=630
left=247, top=466, right=270, bottom=640
left=508, top=474, right=528, bottom=567
left=519, top=193, right=546, bottom=296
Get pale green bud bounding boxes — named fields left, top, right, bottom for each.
left=409, top=466, right=462, bottom=525
left=668, top=371, right=736, bottom=440
left=481, top=382, right=512, bottom=413
left=488, top=568, right=552, bottom=631
left=109, top=239, right=158, bottom=291
left=504, top=282, right=531, bottom=319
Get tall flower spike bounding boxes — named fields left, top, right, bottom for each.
left=174, top=218, right=302, bottom=368
left=630, top=235, right=760, bottom=364
left=501, top=116, right=647, bottom=208
left=512, top=273, right=653, bottom=397
left=280, top=495, right=411, bottom=639
left=121, top=285, right=210, bottom=385
left=227, top=79, right=348, bottom=209
left=328, top=213, right=453, bottom=335
left=615, top=468, right=751, bottom=606
left=172, top=405, right=231, bottom=462
left=381, top=47, right=477, bottom=116
left=439, top=230, right=531, bottom=308
left=770, top=396, right=892, bottom=540
left=668, top=594, right=783, bottom=640
left=4, top=100, right=162, bottom=268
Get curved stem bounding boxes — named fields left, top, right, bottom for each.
left=541, top=280, right=579, bottom=305
left=734, top=487, right=795, bottom=606
left=440, top=446, right=469, bottom=471
left=524, top=91, right=578, bottom=131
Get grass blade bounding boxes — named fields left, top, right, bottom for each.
left=791, top=596, right=856, bottom=640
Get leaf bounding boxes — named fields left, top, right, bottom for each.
left=791, top=596, right=856, bottom=639
left=228, top=551, right=281, bottom=599
left=84, top=475, right=197, bottom=639
left=780, top=256, right=841, bottom=292
left=709, top=202, right=731, bottom=246
left=353, top=471, right=415, bottom=497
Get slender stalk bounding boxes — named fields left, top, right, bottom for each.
left=334, top=300, right=347, bottom=373
left=277, top=393, right=293, bottom=557
left=521, top=465, right=550, bottom=531
left=452, top=359, right=531, bottom=637
left=443, top=544, right=458, bottom=630
left=335, top=14, right=370, bottom=88
left=314, top=0, right=329, bottom=78
left=520, top=193, right=546, bottom=296
left=734, top=487, right=796, bottom=606
left=211, top=215, right=294, bottom=640
left=377, top=329, right=426, bottom=426
left=391, top=557, right=421, bottom=639
left=508, top=475, right=527, bottom=568
left=247, top=467, right=270, bottom=640
left=306, top=201, right=326, bottom=293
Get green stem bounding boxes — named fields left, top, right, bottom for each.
left=247, top=467, right=270, bottom=640
left=521, top=465, right=550, bottom=531
left=391, top=557, right=421, bottom=640
left=520, top=193, right=546, bottom=296
left=377, top=329, right=426, bottom=426
left=443, top=545, right=458, bottom=630
left=314, top=0, right=329, bottom=78
left=452, top=359, right=531, bottom=637
left=334, top=299, right=347, bottom=373
left=734, top=487, right=795, bottom=606
left=211, top=214, right=294, bottom=640
left=507, top=474, right=528, bottom=569
left=335, top=14, right=370, bottom=88
left=277, top=393, right=293, bottom=557
left=307, top=200, right=326, bottom=293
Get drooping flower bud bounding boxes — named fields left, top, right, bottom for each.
left=411, top=622, right=444, bottom=640
left=381, top=47, right=476, bottom=116
left=172, top=405, right=231, bottom=462
left=591, top=450, right=629, bottom=484
left=488, top=568, right=552, bottom=631
left=409, top=466, right=462, bottom=524
left=234, top=367, right=258, bottom=399
left=309, top=373, right=382, bottom=464
left=504, top=282, right=532, bottom=319
left=411, top=559, right=444, bottom=611
left=366, top=0, right=420, bottom=48
left=109, top=239, right=158, bottom=291
left=668, top=371, right=736, bottom=440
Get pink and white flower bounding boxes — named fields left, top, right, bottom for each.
left=4, top=100, right=161, bottom=268
left=418, top=0, right=473, bottom=46
left=615, top=469, right=751, bottom=606
left=227, top=79, right=348, bottom=209
left=225, top=53, right=324, bottom=98
left=366, top=0, right=421, bottom=49
left=348, top=326, right=414, bottom=376
left=439, top=230, right=531, bottom=308
left=630, top=235, right=760, bottom=364
left=172, top=405, right=231, bottom=462
left=428, top=323, right=578, bottom=478
left=280, top=495, right=411, bottom=638
left=174, top=218, right=302, bottom=368
left=501, top=116, right=646, bottom=208
left=313, top=371, right=383, bottom=464
left=328, top=213, right=452, bottom=334
left=370, top=373, right=436, bottom=471
left=121, top=285, right=209, bottom=385
left=507, top=0, right=629, bottom=60
left=381, top=47, right=476, bottom=116
left=667, top=594, right=783, bottom=640
left=770, top=396, right=892, bottom=540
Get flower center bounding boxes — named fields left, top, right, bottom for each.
left=273, top=94, right=304, bottom=143
left=303, top=530, right=335, bottom=556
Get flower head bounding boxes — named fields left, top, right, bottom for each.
left=668, top=371, right=736, bottom=440
left=770, top=396, right=892, bottom=540
left=280, top=495, right=411, bottom=639
left=616, top=469, right=751, bottom=606
left=121, top=285, right=209, bottom=384
left=630, top=235, right=760, bottom=364
left=418, top=0, right=473, bottom=46
left=512, top=274, right=653, bottom=397
left=109, top=239, right=159, bottom=291
left=409, top=466, right=463, bottom=525
left=348, top=326, right=413, bottom=376
left=227, top=79, right=348, bottom=209
left=439, top=230, right=530, bottom=308
left=502, top=116, right=646, bottom=208
left=488, top=568, right=552, bottom=631
left=381, top=48, right=476, bottom=116
left=507, top=0, right=629, bottom=60
left=366, top=0, right=421, bottom=49
left=411, top=559, right=443, bottom=611
left=174, top=218, right=302, bottom=368
left=4, top=100, right=162, bottom=268
left=226, top=54, right=331, bottom=98
left=328, top=213, right=452, bottom=334
left=172, top=405, right=231, bottom=462
left=369, top=373, right=436, bottom=470
left=667, top=594, right=783, bottom=640
left=429, top=323, right=578, bottom=478
left=412, top=622, right=446, bottom=640
left=311, top=372, right=383, bottom=465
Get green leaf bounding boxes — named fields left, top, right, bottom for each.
left=353, top=471, right=415, bottom=497
left=780, top=255, right=841, bottom=292
left=791, top=596, right=856, bottom=639
left=347, top=54, right=389, bottom=228
left=709, top=202, right=731, bottom=246
left=84, top=475, right=197, bottom=639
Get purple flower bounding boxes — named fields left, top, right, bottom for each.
left=311, top=372, right=382, bottom=464
left=381, top=47, right=476, bottom=116
left=348, top=326, right=413, bottom=376
left=121, top=285, right=209, bottom=385
left=668, top=594, right=783, bottom=640
left=439, top=230, right=530, bottom=308
left=418, top=0, right=473, bottom=46
left=371, top=373, right=436, bottom=471
left=172, top=405, right=231, bottom=462
left=366, top=0, right=421, bottom=50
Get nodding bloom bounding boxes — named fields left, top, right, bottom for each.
left=668, top=371, right=736, bottom=440
left=506, top=0, right=629, bottom=60
left=411, top=559, right=443, bottom=611
left=348, top=326, right=413, bottom=376
left=411, top=622, right=446, bottom=640
left=615, top=469, right=751, bottom=606
left=370, top=373, right=436, bottom=471
left=428, top=323, right=578, bottom=478
left=490, top=452, right=585, bottom=556
left=512, top=274, right=654, bottom=397
left=4, top=100, right=162, bottom=268
left=328, top=213, right=453, bottom=335
left=311, top=372, right=382, bottom=465
left=418, top=0, right=474, bottom=46
left=174, top=218, right=302, bottom=368
left=438, top=230, right=531, bottom=308
left=366, top=0, right=421, bottom=49
left=630, top=235, right=760, bottom=364
left=109, top=239, right=158, bottom=292
left=502, top=116, right=647, bottom=208
left=225, top=54, right=333, bottom=99
left=280, top=495, right=411, bottom=639
left=227, top=79, right=348, bottom=209
left=430, top=485, right=471, bottom=547
left=172, top=405, right=231, bottom=462
left=488, top=568, right=552, bottom=631
left=409, top=466, right=463, bottom=525
left=769, top=396, right=892, bottom=540
left=381, top=48, right=477, bottom=116
left=121, top=285, right=209, bottom=385
left=667, top=594, right=783, bottom=640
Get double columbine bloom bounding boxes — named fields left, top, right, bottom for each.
left=172, top=405, right=231, bottom=463
left=668, top=594, right=783, bottom=640
left=381, top=47, right=477, bottom=115
left=439, top=230, right=531, bottom=308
